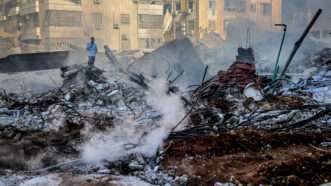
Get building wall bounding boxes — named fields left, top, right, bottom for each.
left=87, top=0, right=139, bottom=52
left=216, top=0, right=296, bottom=39
left=2, top=0, right=21, bottom=53
left=163, top=0, right=209, bottom=40
left=306, top=0, right=331, bottom=43
left=82, top=0, right=106, bottom=50
left=215, top=0, right=331, bottom=42
left=208, top=0, right=216, bottom=32
left=137, top=3, right=163, bottom=51
left=1, top=0, right=164, bottom=53
left=254, top=0, right=282, bottom=31
left=197, top=0, right=208, bottom=37
left=17, top=0, right=83, bottom=52
left=42, top=0, right=83, bottom=51
left=73, top=0, right=163, bottom=52
left=0, top=0, right=9, bottom=56
left=3, top=0, right=19, bottom=34
left=0, top=0, right=5, bottom=31
left=215, top=0, right=282, bottom=40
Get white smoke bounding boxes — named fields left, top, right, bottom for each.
left=80, top=78, right=185, bottom=165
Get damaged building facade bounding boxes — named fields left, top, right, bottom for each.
left=163, top=0, right=217, bottom=40
left=161, top=0, right=331, bottom=44
left=0, top=0, right=164, bottom=54
left=83, top=0, right=164, bottom=52
left=0, top=0, right=11, bottom=58
left=1, top=0, right=330, bottom=54
left=0, top=0, right=83, bottom=53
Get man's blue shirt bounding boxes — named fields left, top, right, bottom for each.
left=86, top=42, right=98, bottom=57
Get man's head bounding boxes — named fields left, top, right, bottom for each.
left=90, top=37, right=95, bottom=43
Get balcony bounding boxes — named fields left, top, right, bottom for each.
left=137, top=4, right=163, bottom=15
left=20, top=27, right=41, bottom=40
left=44, top=0, right=82, bottom=11
left=0, top=16, right=6, bottom=21
left=7, top=7, right=20, bottom=17
left=4, top=0, right=17, bottom=3
left=138, top=28, right=162, bottom=38
left=20, top=1, right=40, bottom=15
left=44, top=26, right=83, bottom=39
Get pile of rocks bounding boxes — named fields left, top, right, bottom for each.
left=0, top=64, right=190, bottom=186
left=177, top=49, right=331, bottom=137
left=0, top=65, right=153, bottom=132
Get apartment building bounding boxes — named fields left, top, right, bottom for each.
left=215, top=0, right=281, bottom=40
left=0, top=0, right=84, bottom=53
left=207, top=0, right=216, bottom=32
left=0, top=0, right=4, bottom=24
left=307, top=0, right=331, bottom=43
left=196, top=0, right=217, bottom=36
left=2, top=0, right=20, bottom=36
left=215, top=0, right=331, bottom=42
left=163, top=0, right=192, bottom=40
left=137, top=2, right=164, bottom=51
left=0, top=0, right=164, bottom=54
left=162, top=0, right=203, bottom=39
left=19, top=0, right=83, bottom=52
left=0, top=0, right=11, bottom=57
left=0, top=0, right=6, bottom=35
left=162, top=0, right=218, bottom=40
left=0, top=0, right=22, bottom=55
left=83, top=0, right=163, bottom=52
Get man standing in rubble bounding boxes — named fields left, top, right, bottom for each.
left=86, top=37, right=98, bottom=67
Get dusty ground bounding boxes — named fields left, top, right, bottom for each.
left=15, top=174, right=151, bottom=186
left=162, top=129, right=331, bottom=186
left=0, top=123, right=83, bottom=170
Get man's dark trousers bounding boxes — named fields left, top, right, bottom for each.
left=88, top=56, right=95, bottom=67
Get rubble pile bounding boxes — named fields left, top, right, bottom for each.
left=184, top=48, right=330, bottom=134
left=0, top=65, right=148, bottom=134
left=308, top=48, right=331, bottom=69
left=285, top=48, right=331, bottom=104
left=217, top=61, right=258, bottom=91
left=0, top=46, right=331, bottom=185
left=214, top=48, right=265, bottom=91
left=0, top=65, right=188, bottom=185
left=163, top=48, right=331, bottom=185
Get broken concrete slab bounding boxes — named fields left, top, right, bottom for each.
left=0, top=51, right=69, bottom=73
left=130, top=38, right=208, bottom=86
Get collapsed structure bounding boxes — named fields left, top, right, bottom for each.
left=0, top=33, right=331, bottom=185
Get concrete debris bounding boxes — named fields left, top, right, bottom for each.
left=1, top=46, right=331, bottom=185
left=7, top=174, right=153, bottom=186
left=61, top=65, right=107, bottom=87
left=186, top=47, right=331, bottom=134
left=0, top=51, right=69, bottom=73
left=217, top=61, right=257, bottom=91
left=243, top=82, right=264, bottom=101
left=283, top=48, right=331, bottom=104
left=0, top=64, right=187, bottom=186
left=164, top=47, right=331, bottom=185
left=130, top=38, right=208, bottom=86
left=214, top=183, right=236, bottom=186
left=307, top=48, right=331, bottom=69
